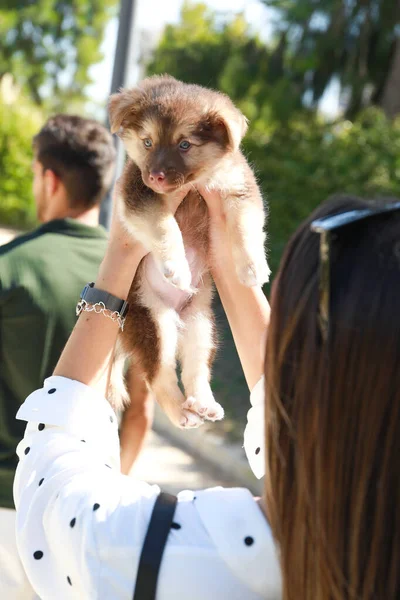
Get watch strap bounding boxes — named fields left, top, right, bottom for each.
left=79, top=282, right=129, bottom=318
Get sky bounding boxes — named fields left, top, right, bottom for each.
left=88, top=0, right=338, bottom=117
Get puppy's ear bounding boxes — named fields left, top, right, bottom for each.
left=205, top=107, right=248, bottom=151
left=108, top=88, right=144, bottom=134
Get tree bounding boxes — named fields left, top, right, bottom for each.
left=147, top=1, right=306, bottom=123
left=0, top=79, right=43, bottom=227
left=262, top=0, right=400, bottom=118
left=0, top=0, right=117, bottom=108
left=380, top=31, right=400, bottom=118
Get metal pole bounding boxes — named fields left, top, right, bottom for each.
left=100, top=0, right=136, bottom=228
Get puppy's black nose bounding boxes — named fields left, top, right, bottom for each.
left=149, top=171, right=166, bottom=184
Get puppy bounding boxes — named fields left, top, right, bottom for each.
left=108, top=75, right=270, bottom=429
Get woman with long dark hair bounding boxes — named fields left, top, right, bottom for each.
left=13, top=188, right=400, bottom=599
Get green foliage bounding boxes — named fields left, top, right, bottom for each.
left=245, top=108, right=400, bottom=276
left=0, top=0, right=117, bottom=108
left=0, top=92, right=42, bottom=228
left=148, top=3, right=250, bottom=89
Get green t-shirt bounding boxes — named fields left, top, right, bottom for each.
left=0, top=218, right=108, bottom=509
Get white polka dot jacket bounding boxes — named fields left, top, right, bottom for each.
left=14, top=375, right=281, bottom=599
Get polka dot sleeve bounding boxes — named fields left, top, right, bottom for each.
left=243, top=376, right=265, bottom=480
left=13, top=376, right=123, bottom=596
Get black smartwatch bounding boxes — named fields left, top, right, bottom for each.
left=76, top=282, right=129, bottom=318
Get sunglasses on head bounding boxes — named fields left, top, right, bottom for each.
left=310, top=201, right=400, bottom=342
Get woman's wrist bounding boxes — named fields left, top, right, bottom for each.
left=53, top=243, right=146, bottom=389
left=96, top=242, right=146, bottom=300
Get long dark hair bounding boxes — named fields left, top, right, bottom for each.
left=265, top=195, right=400, bottom=599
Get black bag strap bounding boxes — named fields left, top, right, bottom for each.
left=133, top=492, right=178, bottom=600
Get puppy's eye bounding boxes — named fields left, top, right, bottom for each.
left=143, top=138, right=152, bottom=148
left=179, top=140, right=191, bottom=151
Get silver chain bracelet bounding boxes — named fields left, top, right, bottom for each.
left=76, top=299, right=126, bottom=331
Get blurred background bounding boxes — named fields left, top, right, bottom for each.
left=1, top=0, right=400, bottom=439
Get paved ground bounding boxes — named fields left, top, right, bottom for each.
left=131, top=430, right=236, bottom=494
left=0, top=226, right=235, bottom=494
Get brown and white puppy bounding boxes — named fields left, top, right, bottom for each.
left=108, top=75, right=270, bottom=429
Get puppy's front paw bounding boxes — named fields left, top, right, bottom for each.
left=237, top=258, right=271, bottom=287
left=162, top=258, right=192, bottom=291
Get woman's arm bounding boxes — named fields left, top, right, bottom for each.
left=119, top=364, right=154, bottom=475
left=213, top=262, right=270, bottom=391
left=199, top=188, right=270, bottom=391
left=53, top=241, right=145, bottom=393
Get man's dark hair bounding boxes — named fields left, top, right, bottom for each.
left=33, top=114, right=116, bottom=209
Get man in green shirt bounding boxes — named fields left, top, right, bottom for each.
left=0, top=114, right=115, bottom=599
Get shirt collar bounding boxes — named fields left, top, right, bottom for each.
left=37, top=218, right=108, bottom=240
left=195, top=487, right=281, bottom=597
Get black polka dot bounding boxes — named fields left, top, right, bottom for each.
left=93, top=503, right=100, bottom=511
left=193, top=496, right=197, bottom=500
left=33, top=550, right=43, bottom=560
left=105, top=464, right=111, bottom=469
left=48, top=388, right=56, bottom=394
left=81, top=440, right=86, bottom=443
left=70, top=518, right=76, bottom=528
left=38, top=423, right=45, bottom=431
left=171, top=522, right=181, bottom=530
left=255, top=447, right=261, bottom=455
left=67, top=576, right=72, bottom=586
left=109, top=415, right=114, bottom=423
left=24, top=447, right=30, bottom=455
left=244, top=536, right=254, bottom=546
left=38, top=478, right=44, bottom=487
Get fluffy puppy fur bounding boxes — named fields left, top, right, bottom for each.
left=108, top=75, right=270, bottom=429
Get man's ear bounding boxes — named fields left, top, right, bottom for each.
left=108, top=87, right=144, bottom=134
left=43, top=168, right=59, bottom=198
left=205, top=107, right=248, bottom=151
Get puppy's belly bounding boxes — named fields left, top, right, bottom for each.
left=142, top=247, right=205, bottom=312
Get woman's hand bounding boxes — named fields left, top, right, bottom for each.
left=106, top=181, right=191, bottom=259
left=196, top=186, right=232, bottom=270
left=107, top=183, right=145, bottom=255
left=97, top=184, right=147, bottom=301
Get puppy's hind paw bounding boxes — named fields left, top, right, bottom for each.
left=179, top=409, right=204, bottom=429
left=183, top=396, right=224, bottom=422
left=204, top=401, right=224, bottom=422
